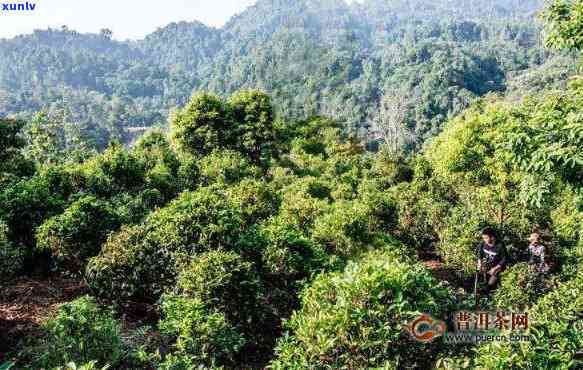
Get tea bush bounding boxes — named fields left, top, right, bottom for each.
left=175, top=250, right=265, bottom=334
left=473, top=270, right=583, bottom=368
left=0, top=221, right=23, bottom=281
left=199, top=150, right=260, bottom=185
left=86, top=225, right=169, bottom=300
left=259, top=218, right=326, bottom=280
left=0, top=171, right=68, bottom=249
left=170, top=92, right=231, bottom=157
left=312, top=200, right=374, bottom=257
left=257, top=217, right=328, bottom=318
left=159, top=296, right=245, bottom=368
left=110, top=189, right=165, bottom=225
left=493, top=263, right=539, bottom=309
left=436, top=206, right=486, bottom=276
left=76, top=143, right=146, bottom=196
left=278, top=179, right=330, bottom=233
left=27, top=296, right=123, bottom=369
left=36, top=195, right=121, bottom=268
left=226, top=179, right=280, bottom=226
left=270, top=249, right=454, bottom=369
left=86, top=187, right=247, bottom=300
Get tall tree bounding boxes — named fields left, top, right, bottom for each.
left=374, top=91, right=413, bottom=153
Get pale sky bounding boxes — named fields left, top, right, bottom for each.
left=0, top=0, right=261, bottom=40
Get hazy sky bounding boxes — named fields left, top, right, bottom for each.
left=0, top=0, right=262, bottom=40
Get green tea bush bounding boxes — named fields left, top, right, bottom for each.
left=473, top=271, right=583, bottom=368
left=176, top=154, right=200, bottom=191
left=270, top=249, right=454, bottom=369
left=199, top=150, right=260, bottom=185
left=28, top=296, right=123, bottom=369
left=132, top=130, right=180, bottom=174
left=145, top=162, right=179, bottom=201
left=36, top=196, right=121, bottom=268
left=390, top=180, right=452, bottom=249
left=77, top=143, right=146, bottom=196
left=278, top=179, right=330, bottom=233
left=226, top=179, right=280, bottom=226
left=368, top=147, right=414, bottom=189
left=0, top=172, right=68, bottom=249
left=551, top=187, right=582, bottom=247
left=175, top=250, right=265, bottom=333
left=159, top=296, right=245, bottom=368
left=312, top=200, right=372, bottom=257
left=110, top=189, right=165, bottom=225
left=357, top=180, right=399, bottom=233
left=227, top=90, right=276, bottom=166
left=257, top=218, right=328, bottom=318
left=86, top=225, right=171, bottom=300
left=436, top=206, right=485, bottom=276
left=87, top=187, right=246, bottom=300
left=259, top=218, right=326, bottom=280
left=0, top=221, right=23, bottom=281
left=493, top=263, right=539, bottom=309
left=170, top=93, right=231, bottom=157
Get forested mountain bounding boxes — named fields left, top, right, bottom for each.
left=1, top=1, right=583, bottom=368
left=0, top=0, right=575, bottom=151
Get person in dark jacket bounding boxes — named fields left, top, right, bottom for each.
left=477, top=227, right=508, bottom=294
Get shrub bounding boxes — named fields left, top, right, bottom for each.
left=551, top=187, right=582, bottom=244
left=259, top=218, right=326, bottom=280
left=176, top=154, right=200, bottom=191
left=159, top=296, right=245, bottom=368
left=368, top=147, right=414, bottom=189
left=227, top=90, right=275, bottom=165
left=28, top=296, right=123, bottom=369
left=36, top=196, right=121, bottom=268
left=0, top=171, right=69, bottom=249
left=170, top=93, right=231, bottom=156
left=472, top=270, right=583, bottom=368
left=87, top=187, right=247, bottom=301
left=86, top=225, right=171, bottom=301
left=357, top=181, right=399, bottom=233
left=145, top=187, right=245, bottom=256
left=257, top=218, right=328, bottom=318
left=175, top=250, right=265, bottom=333
left=132, top=130, right=180, bottom=174
left=0, top=221, right=23, bottom=281
left=145, top=162, right=179, bottom=201
left=110, top=189, right=165, bottom=225
left=312, top=200, right=373, bottom=257
left=270, top=249, right=453, bottom=369
left=278, top=179, right=330, bottom=233
left=199, top=150, right=260, bottom=185
left=226, top=179, right=279, bottom=226
left=78, top=143, right=146, bottom=196
left=436, top=206, right=486, bottom=276
left=390, top=180, right=452, bottom=249
left=493, top=263, right=540, bottom=309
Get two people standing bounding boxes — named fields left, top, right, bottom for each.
left=476, top=227, right=549, bottom=295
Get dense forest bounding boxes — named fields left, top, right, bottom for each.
left=1, top=0, right=579, bottom=151
left=1, top=0, right=583, bottom=369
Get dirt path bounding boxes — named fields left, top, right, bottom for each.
left=0, top=275, right=89, bottom=361
left=418, top=249, right=474, bottom=292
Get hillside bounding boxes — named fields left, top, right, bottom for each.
left=1, top=0, right=576, bottom=151
left=1, top=0, right=582, bottom=368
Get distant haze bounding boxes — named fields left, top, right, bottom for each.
left=0, top=0, right=263, bottom=40
left=0, top=0, right=371, bottom=40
